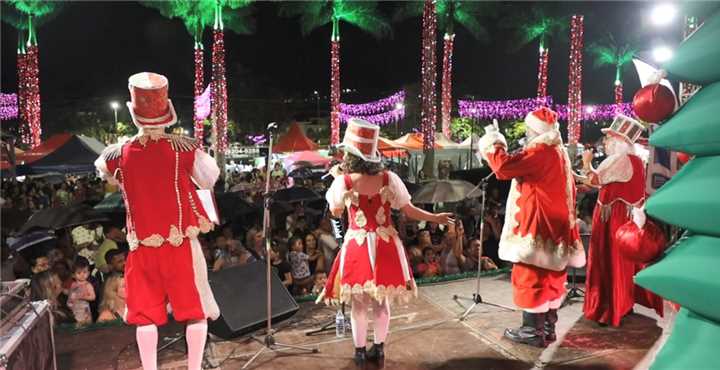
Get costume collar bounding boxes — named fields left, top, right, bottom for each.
left=526, top=129, right=562, bottom=149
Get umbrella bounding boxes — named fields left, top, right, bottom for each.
left=19, top=204, right=109, bottom=234
left=402, top=180, right=420, bottom=195
left=412, top=180, right=481, bottom=204
left=271, top=187, right=322, bottom=203
left=215, top=192, right=258, bottom=221
left=287, top=167, right=318, bottom=180
left=7, top=230, right=57, bottom=252
left=1, top=208, right=33, bottom=233
left=93, top=192, right=124, bottom=213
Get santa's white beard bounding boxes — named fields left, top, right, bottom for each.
left=605, top=137, right=634, bottom=156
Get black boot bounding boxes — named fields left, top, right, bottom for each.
left=367, top=342, right=384, bottom=361
left=354, top=347, right=367, bottom=367
left=544, top=309, right=558, bottom=343
left=503, top=311, right=547, bottom=348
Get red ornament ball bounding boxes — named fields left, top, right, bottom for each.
left=615, top=219, right=667, bottom=263
left=676, top=152, right=691, bottom=164
left=633, top=84, right=676, bottom=123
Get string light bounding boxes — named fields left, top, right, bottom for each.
left=16, top=46, right=30, bottom=145
left=193, top=42, right=204, bottom=142
left=459, top=96, right=631, bottom=122
left=339, top=91, right=404, bottom=115
left=537, top=44, right=550, bottom=98
left=614, top=81, right=624, bottom=111
left=0, top=93, right=18, bottom=121
left=330, top=39, right=341, bottom=145
left=441, top=32, right=455, bottom=138
left=567, top=15, right=584, bottom=145
left=211, top=28, right=228, bottom=152
left=25, top=43, right=41, bottom=148
left=421, top=0, right=437, bottom=151
left=339, top=106, right=405, bottom=126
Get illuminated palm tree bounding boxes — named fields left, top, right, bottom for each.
left=508, top=6, right=567, bottom=99
left=2, top=1, right=63, bottom=148
left=280, top=1, right=390, bottom=145
left=589, top=34, right=636, bottom=107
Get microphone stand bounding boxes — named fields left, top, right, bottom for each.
left=453, top=172, right=515, bottom=320
left=242, top=123, right=318, bottom=369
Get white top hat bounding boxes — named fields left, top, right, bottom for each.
left=602, top=114, right=645, bottom=144
left=336, top=118, right=382, bottom=163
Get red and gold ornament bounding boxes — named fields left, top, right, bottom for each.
left=615, top=219, right=667, bottom=263
left=632, top=83, right=676, bottom=124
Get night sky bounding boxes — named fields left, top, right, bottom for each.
left=0, top=1, right=705, bottom=134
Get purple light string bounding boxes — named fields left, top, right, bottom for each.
left=339, top=106, right=405, bottom=126
left=458, top=95, right=633, bottom=122
left=0, top=93, right=19, bottom=121
left=339, top=90, right=405, bottom=115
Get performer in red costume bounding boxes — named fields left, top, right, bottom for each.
left=95, top=72, right=219, bottom=370
left=582, top=114, right=664, bottom=327
left=477, top=107, right=586, bottom=348
left=317, top=119, right=453, bottom=366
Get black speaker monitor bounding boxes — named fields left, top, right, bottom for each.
left=208, top=261, right=299, bottom=339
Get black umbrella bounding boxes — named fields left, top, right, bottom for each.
left=19, top=204, right=109, bottom=234
left=402, top=180, right=421, bottom=195
left=288, top=167, right=321, bottom=180
left=412, top=180, right=481, bottom=204
left=1, top=208, right=33, bottom=233
left=215, top=192, right=259, bottom=222
left=271, top=187, right=322, bottom=203
left=7, top=230, right=57, bottom=252
left=93, top=192, right=124, bottom=213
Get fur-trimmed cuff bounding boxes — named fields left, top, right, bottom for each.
left=476, top=132, right=507, bottom=161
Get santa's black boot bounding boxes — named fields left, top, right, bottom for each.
left=367, top=342, right=384, bottom=361
left=504, top=311, right=547, bottom=348
left=544, top=309, right=558, bottom=343
left=354, top=347, right=367, bottom=367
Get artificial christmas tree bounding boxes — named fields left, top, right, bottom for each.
left=634, top=10, right=720, bottom=369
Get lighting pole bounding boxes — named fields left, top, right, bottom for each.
left=110, top=101, right=119, bottom=125
left=395, top=102, right=405, bottom=137
left=313, top=90, right=320, bottom=119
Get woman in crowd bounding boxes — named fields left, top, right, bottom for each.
left=97, top=274, right=126, bottom=322
left=304, top=233, right=325, bottom=275
left=31, top=270, right=74, bottom=324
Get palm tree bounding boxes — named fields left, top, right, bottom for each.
left=2, top=1, right=63, bottom=148
left=508, top=6, right=567, bottom=99
left=588, top=34, right=636, bottom=107
left=280, top=1, right=390, bottom=145
left=141, top=0, right=253, bottom=143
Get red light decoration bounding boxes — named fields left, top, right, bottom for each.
left=441, top=33, right=454, bottom=138
left=193, top=43, right=204, bottom=142
left=25, top=44, right=41, bottom=148
left=421, top=0, right=437, bottom=151
left=17, top=47, right=30, bottom=146
left=211, top=29, right=228, bottom=152
left=537, top=46, right=549, bottom=98
left=614, top=82, right=623, bottom=111
left=330, top=39, right=341, bottom=145
left=567, top=15, right=584, bottom=145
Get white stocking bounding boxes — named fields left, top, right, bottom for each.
left=136, top=324, right=158, bottom=370
left=351, top=295, right=370, bottom=348
left=372, top=298, right=391, bottom=344
left=185, top=320, right=208, bottom=370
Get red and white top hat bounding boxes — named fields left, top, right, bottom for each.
left=524, top=107, right=559, bottom=134
left=126, top=72, right=177, bottom=128
left=337, top=118, right=382, bottom=163
left=602, top=114, right=645, bottom=144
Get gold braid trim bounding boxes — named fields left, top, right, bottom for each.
left=317, top=280, right=418, bottom=306
left=127, top=217, right=214, bottom=251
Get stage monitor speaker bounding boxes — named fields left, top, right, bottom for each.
left=208, top=261, right=299, bottom=339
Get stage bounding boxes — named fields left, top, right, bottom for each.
left=55, top=273, right=673, bottom=370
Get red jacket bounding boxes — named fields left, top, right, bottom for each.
left=96, top=133, right=214, bottom=250
left=481, top=130, right=585, bottom=271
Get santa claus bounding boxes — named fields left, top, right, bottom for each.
left=476, top=107, right=585, bottom=348
left=581, top=114, right=663, bottom=326
left=95, top=72, right=219, bottom=370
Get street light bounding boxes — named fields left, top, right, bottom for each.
left=110, top=101, right=120, bottom=125
left=650, top=3, right=677, bottom=26
left=653, top=46, right=674, bottom=62
left=313, top=90, right=320, bottom=118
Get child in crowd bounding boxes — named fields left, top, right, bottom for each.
left=66, top=257, right=96, bottom=326
left=312, top=272, right=328, bottom=295
left=287, top=236, right=313, bottom=295
left=416, top=247, right=442, bottom=278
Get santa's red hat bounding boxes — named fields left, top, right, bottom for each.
left=126, top=72, right=177, bottom=128
left=524, top=107, right=559, bottom=134
left=337, top=118, right=381, bottom=163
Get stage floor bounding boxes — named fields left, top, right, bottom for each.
left=55, top=273, right=674, bottom=370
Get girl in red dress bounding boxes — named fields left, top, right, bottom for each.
left=317, top=119, right=453, bottom=366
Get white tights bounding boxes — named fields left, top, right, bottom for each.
left=350, top=294, right=391, bottom=348
left=135, top=320, right=208, bottom=370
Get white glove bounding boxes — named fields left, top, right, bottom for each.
left=477, top=120, right=507, bottom=161
left=632, top=207, right=646, bottom=228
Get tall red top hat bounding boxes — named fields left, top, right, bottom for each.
left=337, top=118, right=381, bottom=163
left=524, top=107, right=559, bottom=134
left=126, top=72, right=177, bottom=128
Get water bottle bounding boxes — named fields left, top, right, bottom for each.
left=335, top=309, right=346, bottom=338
